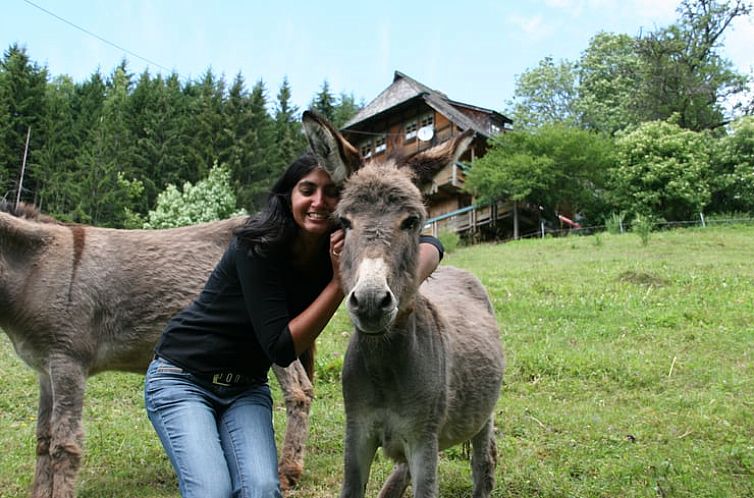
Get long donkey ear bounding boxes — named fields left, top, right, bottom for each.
left=400, top=129, right=475, bottom=185
left=302, top=110, right=362, bottom=185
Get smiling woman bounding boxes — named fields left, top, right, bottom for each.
left=144, top=151, right=347, bottom=498
left=290, top=168, right=341, bottom=241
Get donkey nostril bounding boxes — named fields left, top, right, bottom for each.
left=379, top=291, right=394, bottom=310
left=349, top=292, right=359, bottom=309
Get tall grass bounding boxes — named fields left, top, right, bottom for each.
left=2, top=226, right=753, bottom=497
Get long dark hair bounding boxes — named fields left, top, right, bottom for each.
left=235, top=152, right=322, bottom=256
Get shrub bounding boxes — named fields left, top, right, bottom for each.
left=631, top=213, right=654, bottom=246
left=605, top=213, right=625, bottom=235
left=438, top=229, right=461, bottom=254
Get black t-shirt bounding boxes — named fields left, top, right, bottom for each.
left=155, top=236, right=332, bottom=383
left=155, top=235, right=444, bottom=384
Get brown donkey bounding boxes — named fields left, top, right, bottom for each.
left=0, top=205, right=313, bottom=497
left=302, top=111, right=505, bottom=498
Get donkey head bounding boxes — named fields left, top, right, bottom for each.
left=302, top=111, right=473, bottom=335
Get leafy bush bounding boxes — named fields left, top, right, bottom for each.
left=631, top=213, right=654, bottom=246
left=610, top=119, right=712, bottom=221
left=604, top=213, right=625, bottom=234
left=438, top=229, right=461, bottom=254
left=144, top=163, right=246, bottom=229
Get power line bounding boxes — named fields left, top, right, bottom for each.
left=22, top=0, right=172, bottom=73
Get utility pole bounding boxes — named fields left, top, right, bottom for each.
left=15, top=126, right=31, bottom=210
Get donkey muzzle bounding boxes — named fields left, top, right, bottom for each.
left=347, top=285, right=397, bottom=334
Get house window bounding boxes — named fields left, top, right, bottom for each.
left=419, top=114, right=434, bottom=129
left=405, top=121, right=418, bottom=141
left=360, top=140, right=372, bottom=159
left=374, top=135, right=386, bottom=154
left=490, top=123, right=501, bottom=135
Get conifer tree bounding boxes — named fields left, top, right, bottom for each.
left=185, top=69, right=226, bottom=183
left=310, top=80, right=336, bottom=123
left=234, top=79, right=275, bottom=212
left=32, top=75, right=79, bottom=215
left=273, top=77, right=306, bottom=173
left=221, top=72, right=253, bottom=183
left=332, top=92, right=361, bottom=128
left=72, top=64, right=139, bottom=226
left=0, top=44, right=48, bottom=203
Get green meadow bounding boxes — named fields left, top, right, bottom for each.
left=1, top=226, right=752, bottom=497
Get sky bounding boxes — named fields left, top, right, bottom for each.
left=3, top=0, right=754, bottom=115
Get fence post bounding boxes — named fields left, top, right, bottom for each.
left=699, top=212, right=706, bottom=228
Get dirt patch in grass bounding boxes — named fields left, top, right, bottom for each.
left=617, top=270, right=669, bottom=287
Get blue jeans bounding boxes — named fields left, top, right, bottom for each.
left=144, top=357, right=282, bottom=498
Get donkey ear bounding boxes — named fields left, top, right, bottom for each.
left=400, top=129, right=475, bottom=185
left=302, top=110, right=362, bottom=185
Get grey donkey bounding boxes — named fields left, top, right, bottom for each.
left=0, top=204, right=314, bottom=498
left=302, top=111, right=505, bottom=498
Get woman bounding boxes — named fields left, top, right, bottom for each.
left=144, top=153, right=443, bottom=498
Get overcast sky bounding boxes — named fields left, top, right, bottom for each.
left=3, top=0, right=754, bottom=114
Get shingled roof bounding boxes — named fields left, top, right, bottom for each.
left=342, top=71, right=510, bottom=138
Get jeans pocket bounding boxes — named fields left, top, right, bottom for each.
left=156, top=365, right=184, bottom=374
left=145, top=359, right=191, bottom=398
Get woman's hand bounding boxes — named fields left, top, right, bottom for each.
left=329, top=229, right=345, bottom=283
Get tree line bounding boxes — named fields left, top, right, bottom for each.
left=468, top=0, right=754, bottom=231
left=0, top=43, right=360, bottom=227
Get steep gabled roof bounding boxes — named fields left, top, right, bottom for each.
left=342, top=71, right=510, bottom=138
left=342, top=71, right=437, bottom=128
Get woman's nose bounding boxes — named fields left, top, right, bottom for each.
left=311, top=189, right=325, bottom=207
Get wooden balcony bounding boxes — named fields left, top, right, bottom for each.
left=423, top=200, right=511, bottom=237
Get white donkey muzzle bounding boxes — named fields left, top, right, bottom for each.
left=346, top=257, right=397, bottom=334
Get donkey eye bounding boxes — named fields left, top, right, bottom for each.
left=338, top=216, right=352, bottom=230
left=401, top=216, right=420, bottom=231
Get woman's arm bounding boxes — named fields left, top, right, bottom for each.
left=288, top=229, right=345, bottom=357
left=288, top=279, right=344, bottom=357
left=417, top=240, right=441, bottom=282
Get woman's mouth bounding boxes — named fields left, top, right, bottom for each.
left=307, top=211, right=330, bottom=221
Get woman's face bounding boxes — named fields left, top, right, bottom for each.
left=290, top=167, right=339, bottom=237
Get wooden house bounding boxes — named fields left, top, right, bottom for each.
left=340, top=71, right=513, bottom=237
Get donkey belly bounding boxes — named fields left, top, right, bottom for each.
left=422, top=266, right=505, bottom=450
left=372, top=410, right=421, bottom=462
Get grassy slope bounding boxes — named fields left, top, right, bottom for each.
left=1, top=226, right=752, bottom=497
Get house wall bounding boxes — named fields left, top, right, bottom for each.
left=350, top=104, right=466, bottom=160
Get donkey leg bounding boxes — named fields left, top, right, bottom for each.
left=31, top=374, right=54, bottom=498
left=272, top=360, right=314, bottom=492
left=340, top=425, right=379, bottom=498
left=406, top=438, right=440, bottom=498
left=48, top=357, right=87, bottom=498
left=377, top=463, right=410, bottom=498
left=470, top=418, right=497, bottom=498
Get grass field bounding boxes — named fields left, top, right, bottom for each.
left=1, top=226, right=753, bottom=497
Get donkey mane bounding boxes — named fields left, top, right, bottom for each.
left=339, top=163, right=426, bottom=217
left=0, top=200, right=59, bottom=224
